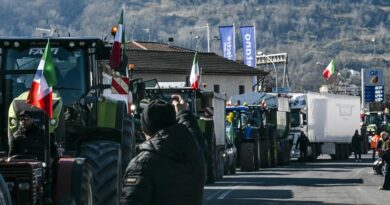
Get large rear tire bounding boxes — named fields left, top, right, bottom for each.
left=240, top=142, right=255, bottom=171
left=80, top=141, right=121, bottom=205
left=0, top=174, right=12, bottom=205
left=121, top=115, right=135, bottom=174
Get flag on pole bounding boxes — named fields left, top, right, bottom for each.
left=322, top=59, right=335, bottom=80
left=190, top=51, right=200, bottom=90
left=27, top=40, right=57, bottom=118
left=110, top=9, right=126, bottom=70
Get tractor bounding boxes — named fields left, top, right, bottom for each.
left=228, top=92, right=291, bottom=170
left=0, top=37, right=135, bottom=204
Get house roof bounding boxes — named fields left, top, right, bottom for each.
left=126, top=41, right=268, bottom=76
left=126, top=41, right=193, bottom=52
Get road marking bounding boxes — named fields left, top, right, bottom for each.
left=206, top=189, right=224, bottom=200
left=217, top=184, right=242, bottom=200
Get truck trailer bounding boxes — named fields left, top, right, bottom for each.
left=289, top=92, right=361, bottom=160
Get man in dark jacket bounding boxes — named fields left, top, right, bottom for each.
left=121, top=96, right=205, bottom=205
left=380, top=131, right=390, bottom=190
left=296, top=131, right=309, bottom=163
left=9, top=110, right=58, bottom=161
left=351, top=129, right=362, bottom=162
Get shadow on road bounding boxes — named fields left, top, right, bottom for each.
left=213, top=198, right=359, bottom=205
left=207, top=177, right=363, bottom=187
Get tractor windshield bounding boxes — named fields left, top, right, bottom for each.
left=3, top=47, right=87, bottom=105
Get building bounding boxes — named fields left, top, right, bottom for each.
left=125, top=41, right=268, bottom=98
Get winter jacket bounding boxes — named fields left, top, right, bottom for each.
left=351, top=133, right=362, bottom=150
left=9, top=124, right=57, bottom=161
left=121, top=111, right=206, bottom=205
left=382, top=139, right=390, bottom=163
left=296, top=133, right=309, bottom=151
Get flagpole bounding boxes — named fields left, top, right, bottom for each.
left=233, top=23, right=236, bottom=61
left=253, top=22, right=257, bottom=91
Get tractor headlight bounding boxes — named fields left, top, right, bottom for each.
left=50, top=118, right=57, bottom=126
left=10, top=118, right=17, bottom=126
left=13, top=41, right=20, bottom=48
left=18, top=182, right=30, bottom=191
left=130, top=104, right=136, bottom=111
left=69, top=41, right=75, bottom=48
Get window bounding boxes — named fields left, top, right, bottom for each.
left=239, top=85, right=245, bottom=94
left=214, top=84, right=220, bottom=93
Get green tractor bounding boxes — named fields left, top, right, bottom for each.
left=228, top=92, right=291, bottom=169
left=0, top=37, right=135, bottom=204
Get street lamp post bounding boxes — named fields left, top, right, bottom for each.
left=257, top=51, right=277, bottom=91
left=337, top=72, right=347, bottom=95
left=189, top=24, right=211, bottom=52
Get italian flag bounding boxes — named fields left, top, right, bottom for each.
left=109, top=9, right=126, bottom=70
left=27, top=41, right=57, bottom=118
left=190, top=51, right=200, bottom=90
left=322, top=59, right=335, bottom=80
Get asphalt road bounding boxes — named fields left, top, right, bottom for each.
left=203, top=152, right=389, bottom=205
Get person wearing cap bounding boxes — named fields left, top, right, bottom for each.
left=121, top=95, right=205, bottom=205
left=379, top=131, right=390, bottom=190
left=9, top=110, right=58, bottom=161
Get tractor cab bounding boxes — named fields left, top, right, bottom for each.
left=0, top=38, right=107, bottom=151
left=0, top=38, right=128, bottom=204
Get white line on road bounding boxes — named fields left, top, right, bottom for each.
left=217, top=184, right=243, bottom=200
left=206, top=189, right=225, bottom=201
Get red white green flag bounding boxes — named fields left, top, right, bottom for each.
left=27, top=41, right=57, bottom=118
left=190, top=51, right=200, bottom=90
left=322, top=59, right=335, bottom=80
left=109, top=9, right=126, bottom=70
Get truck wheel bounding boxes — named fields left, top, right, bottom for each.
left=229, top=160, right=236, bottom=175
left=240, top=142, right=255, bottom=171
left=0, top=174, right=12, bottom=205
left=80, top=141, right=121, bottom=205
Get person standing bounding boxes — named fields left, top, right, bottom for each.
left=351, top=129, right=362, bottom=162
left=379, top=131, right=390, bottom=190
left=296, top=131, right=309, bottom=163
left=121, top=96, right=205, bottom=205
left=370, top=131, right=381, bottom=160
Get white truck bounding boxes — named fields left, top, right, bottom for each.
left=289, top=92, right=361, bottom=160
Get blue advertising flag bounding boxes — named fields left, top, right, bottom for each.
left=240, top=26, right=256, bottom=68
left=219, top=26, right=235, bottom=61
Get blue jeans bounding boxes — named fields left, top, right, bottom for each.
left=383, top=163, right=390, bottom=189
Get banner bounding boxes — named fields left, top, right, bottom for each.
left=240, top=26, right=256, bottom=68
left=219, top=26, right=235, bottom=61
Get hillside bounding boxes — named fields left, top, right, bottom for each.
left=0, top=0, right=389, bottom=95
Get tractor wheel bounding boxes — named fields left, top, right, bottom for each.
left=80, top=141, right=122, bottom=205
left=206, top=128, right=216, bottom=184
left=240, top=142, right=255, bottom=171
left=0, top=174, right=12, bottom=205
left=216, top=148, right=224, bottom=180
left=56, top=158, right=94, bottom=205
